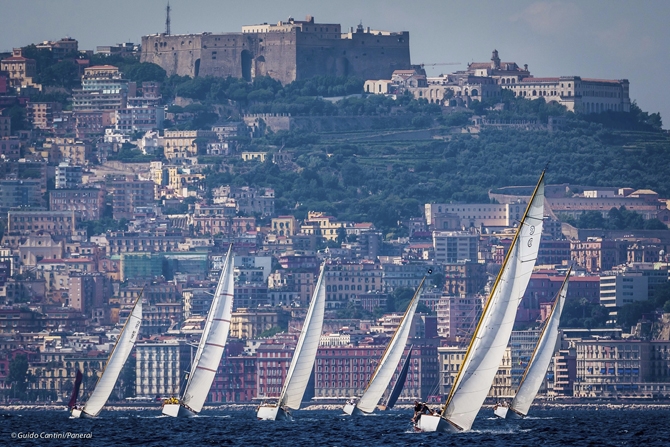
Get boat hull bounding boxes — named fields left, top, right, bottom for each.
left=162, top=403, right=196, bottom=418
left=414, top=414, right=460, bottom=433
left=342, top=403, right=366, bottom=416
left=70, top=408, right=83, bottom=419
left=256, top=404, right=292, bottom=421
left=493, top=406, right=509, bottom=419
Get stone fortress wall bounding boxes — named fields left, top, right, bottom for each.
left=141, top=16, right=411, bottom=84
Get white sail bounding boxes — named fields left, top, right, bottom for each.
left=441, top=173, right=544, bottom=431
left=279, top=265, right=327, bottom=410
left=82, top=294, right=142, bottom=417
left=356, top=279, right=424, bottom=413
left=181, top=245, right=235, bottom=413
left=511, top=270, right=569, bottom=417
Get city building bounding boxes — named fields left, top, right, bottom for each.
left=432, top=231, right=478, bottom=264
left=135, top=339, right=191, bottom=398
left=27, top=102, right=63, bottom=130
left=1, top=49, right=39, bottom=90
left=72, top=65, right=129, bottom=112
left=55, top=162, right=83, bottom=189
left=324, top=262, right=383, bottom=309
left=49, top=188, right=105, bottom=221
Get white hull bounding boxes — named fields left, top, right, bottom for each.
left=256, top=404, right=292, bottom=421
left=493, top=406, right=509, bottom=419
left=162, top=403, right=196, bottom=418
left=414, top=414, right=460, bottom=433
left=342, top=403, right=366, bottom=416
left=70, top=408, right=83, bottom=419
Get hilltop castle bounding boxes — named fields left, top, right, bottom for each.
left=141, top=16, right=412, bottom=84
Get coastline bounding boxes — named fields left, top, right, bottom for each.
left=3, top=401, right=670, bottom=412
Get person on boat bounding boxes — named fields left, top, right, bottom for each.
left=412, top=401, right=422, bottom=422
left=421, top=403, right=431, bottom=415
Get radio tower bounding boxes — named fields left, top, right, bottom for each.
left=165, top=2, right=171, bottom=35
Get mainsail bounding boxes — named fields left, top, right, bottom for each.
left=356, top=278, right=425, bottom=413
left=181, top=245, right=235, bottom=414
left=278, top=264, right=327, bottom=410
left=80, top=292, right=143, bottom=417
left=510, top=269, right=570, bottom=417
left=385, top=346, right=413, bottom=410
left=437, top=172, right=545, bottom=431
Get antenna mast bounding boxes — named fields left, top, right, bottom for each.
left=165, top=2, right=171, bottom=35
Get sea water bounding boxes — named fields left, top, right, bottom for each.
left=1, top=408, right=669, bottom=446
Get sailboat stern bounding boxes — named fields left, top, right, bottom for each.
left=493, top=405, right=509, bottom=419
left=256, top=404, right=281, bottom=420
left=414, top=415, right=460, bottom=433
left=162, top=404, right=181, bottom=418
left=342, top=403, right=366, bottom=416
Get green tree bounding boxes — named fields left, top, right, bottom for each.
left=123, top=63, right=167, bottom=83
left=617, top=300, right=656, bottom=331
left=8, top=354, right=29, bottom=398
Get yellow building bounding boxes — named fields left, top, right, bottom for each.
left=271, top=215, right=298, bottom=236
left=230, top=308, right=279, bottom=339
left=1, top=48, right=40, bottom=90
left=161, top=130, right=215, bottom=160
left=43, top=137, right=92, bottom=166
left=301, top=211, right=352, bottom=241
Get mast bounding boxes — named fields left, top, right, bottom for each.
left=356, top=277, right=425, bottom=413
left=278, top=264, right=327, bottom=410
left=511, top=268, right=570, bottom=416
left=439, top=170, right=545, bottom=431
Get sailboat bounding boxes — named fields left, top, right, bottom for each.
left=343, top=276, right=426, bottom=416
left=377, top=346, right=412, bottom=412
left=415, top=171, right=545, bottom=433
left=494, top=268, right=570, bottom=419
left=256, top=264, right=327, bottom=421
left=162, top=244, right=235, bottom=417
left=71, top=292, right=143, bottom=418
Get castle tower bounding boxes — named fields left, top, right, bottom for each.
left=491, top=49, right=500, bottom=70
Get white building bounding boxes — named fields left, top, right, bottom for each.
left=600, top=272, right=648, bottom=322
left=432, top=231, right=478, bottom=264
left=425, top=202, right=527, bottom=230
left=135, top=340, right=190, bottom=398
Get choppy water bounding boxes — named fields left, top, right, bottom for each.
left=1, top=408, right=669, bottom=446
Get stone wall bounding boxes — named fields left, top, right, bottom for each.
left=141, top=28, right=410, bottom=84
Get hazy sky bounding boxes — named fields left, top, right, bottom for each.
left=1, top=0, right=669, bottom=126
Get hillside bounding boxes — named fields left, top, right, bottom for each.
left=212, top=124, right=670, bottom=235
